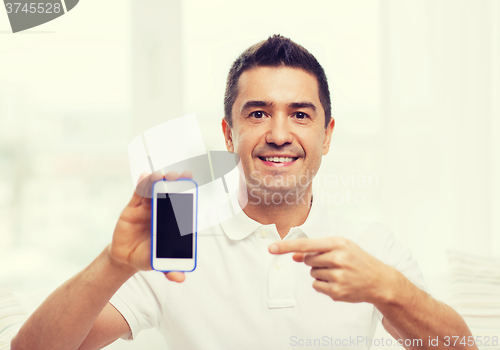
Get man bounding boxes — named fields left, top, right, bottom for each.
left=12, top=35, right=476, bottom=350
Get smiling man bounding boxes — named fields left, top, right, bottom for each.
left=12, top=35, right=476, bottom=350
left=223, top=64, right=331, bottom=239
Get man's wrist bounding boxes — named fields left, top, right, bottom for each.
left=370, top=265, right=403, bottom=308
left=101, top=246, right=138, bottom=282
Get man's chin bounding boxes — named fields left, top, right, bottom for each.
left=248, top=178, right=299, bottom=192
left=244, top=172, right=312, bottom=197
left=247, top=186, right=310, bottom=206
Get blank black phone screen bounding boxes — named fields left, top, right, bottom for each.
left=156, top=193, right=193, bottom=259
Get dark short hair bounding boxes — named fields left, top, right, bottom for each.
left=224, top=34, right=331, bottom=128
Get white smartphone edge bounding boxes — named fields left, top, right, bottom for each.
left=151, top=179, right=198, bottom=272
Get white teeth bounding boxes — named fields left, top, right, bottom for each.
left=264, top=157, right=296, bottom=163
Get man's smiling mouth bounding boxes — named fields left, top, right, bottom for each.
left=258, top=156, right=299, bottom=163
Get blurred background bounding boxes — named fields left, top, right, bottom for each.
left=0, top=0, right=499, bottom=348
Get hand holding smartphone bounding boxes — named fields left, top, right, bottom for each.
left=108, top=171, right=192, bottom=283
left=151, top=178, right=198, bottom=272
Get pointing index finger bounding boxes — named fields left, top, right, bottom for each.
left=269, top=237, right=336, bottom=254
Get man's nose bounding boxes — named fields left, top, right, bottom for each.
left=265, top=115, right=293, bottom=146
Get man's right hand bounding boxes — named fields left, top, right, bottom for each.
left=11, top=170, right=193, bottom=350
left=108, top=170, right=193, bottom=283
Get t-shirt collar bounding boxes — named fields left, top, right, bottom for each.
left=219, top=191, right=331, bottom=240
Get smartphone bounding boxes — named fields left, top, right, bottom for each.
left=151, top=178, right=198, bottom=272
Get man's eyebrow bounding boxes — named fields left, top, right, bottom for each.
left=241, top=100, right=274, bottom=112
left=288, top=102, right=316, bottom=111
left=241, top=101, right=317, bottom=112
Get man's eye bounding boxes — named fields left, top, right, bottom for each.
left=294, top=112, right=308, bottom=119
left=250, top=111, right=266, bottom=118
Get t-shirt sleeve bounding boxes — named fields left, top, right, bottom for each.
left=373, top=228, right=429, bottom=322
left=109, top=270, right=166, bottom=340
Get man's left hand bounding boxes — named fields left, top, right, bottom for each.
left=269, top=237, right=396, bottom=304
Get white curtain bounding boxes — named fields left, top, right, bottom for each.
left=375, top=0, right=500, bottom=277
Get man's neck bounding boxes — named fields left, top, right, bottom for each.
left=238, top=184, right=313, bottom=240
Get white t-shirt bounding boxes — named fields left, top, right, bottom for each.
left=109, top=196, right=428, bottom=350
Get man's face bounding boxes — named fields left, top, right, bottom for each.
left=222, top=66, right=334, bottom=196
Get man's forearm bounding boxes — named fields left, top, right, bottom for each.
left=11, top=246, right=137, bottom=350
left=375, top=269, right=477, bottom=350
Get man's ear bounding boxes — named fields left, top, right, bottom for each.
left=221, top=118, right=234, bottom=153
left=322, top=117, right=335, bottom=156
